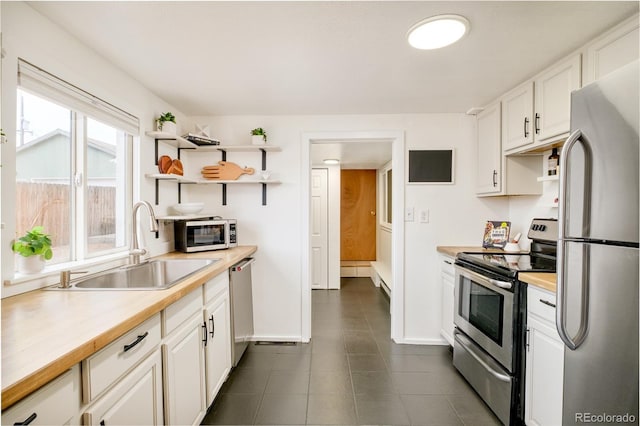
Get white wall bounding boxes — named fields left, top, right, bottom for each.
left=188, top=113, right=509, bottom=342
left=1, top=2, right=186, bottom=294
left=508, top=149, right=559, bottom=251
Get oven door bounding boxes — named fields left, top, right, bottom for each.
left=454, top=265, right=514, bottom=371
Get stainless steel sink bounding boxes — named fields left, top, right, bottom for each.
left=61, top=259, right=218, bottom=290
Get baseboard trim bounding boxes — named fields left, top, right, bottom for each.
left=250, top=335, right=307, bottom=343
left=392, top=336, right=449, bottom=346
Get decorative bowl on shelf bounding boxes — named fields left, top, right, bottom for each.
left=172, top=202, right=204, bottom=215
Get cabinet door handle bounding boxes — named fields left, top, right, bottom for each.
left=525, top=328, right=530, bottom=352
left=539, top=298, right=556, bottom=308
left=444, top=260, right=452, bottom=265
left=202, top=321, right=208, bottom=347
left=524, top=117, right=529, bottom=138
left=492, top=170, right=498, bottom=187
left=14, top=413, right=37, bottom=425
left=209, top=314, right=215, bottom=339
left=534, top=113, right=540, bottom=134
left=123, top=331, right=148, bottom=352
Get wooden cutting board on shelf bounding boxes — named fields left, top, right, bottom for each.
left=201, top=161, right=254, bottom=180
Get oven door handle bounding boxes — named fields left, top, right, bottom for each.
left=454, top=331, right=511, bottom=383
left=487, top=278, right=512, bottom=290
left=455, top=266, right=513, bottom=292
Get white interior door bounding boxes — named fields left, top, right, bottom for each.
left=311, top=168, right=328, bottom=289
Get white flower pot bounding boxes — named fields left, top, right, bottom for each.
left=159, top=121, right=177, bottom=135
left=252, top=135, right=266, bottom=145
left=17, top=255, right=45, bottom=274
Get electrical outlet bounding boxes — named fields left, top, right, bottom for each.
left=419, top=209, right=429, bottom=223
left=405, top=207, right=414, bottom=222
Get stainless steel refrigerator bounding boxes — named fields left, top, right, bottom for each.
left=557, top=60, right=639, bottom=425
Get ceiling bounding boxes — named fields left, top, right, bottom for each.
left=26, top=1, right=638, bottom=168
left=29, top=1, right=638, bottom=118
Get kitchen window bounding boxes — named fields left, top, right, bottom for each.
left=15, top=60, right=137, bottom=270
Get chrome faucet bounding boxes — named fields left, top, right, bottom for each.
left=129, top=201, right=159, bottom=265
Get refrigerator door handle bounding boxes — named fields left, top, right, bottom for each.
left=556, top=241, right=590, bottom=350
left=557, top=129, right=591, bottom=350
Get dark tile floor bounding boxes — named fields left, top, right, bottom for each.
left=202, top=277, right=501, bottom=425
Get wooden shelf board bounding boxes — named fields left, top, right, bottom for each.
left=537, top=175, right=559, bottom=182
left=194, top=145, right=281, bottom=152
left=145, top=131, right=196, bottom=148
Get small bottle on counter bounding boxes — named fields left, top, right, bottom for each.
left=548, top=147, right=559, bottom=176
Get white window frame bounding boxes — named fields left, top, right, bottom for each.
left=379, top=161, right=392, bottom=230
left=13, top=60, right=136, bottom=278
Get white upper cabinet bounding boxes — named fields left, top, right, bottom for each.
left=533, top=54, right=581, bottom=143
left=501, top=81, right=534, bottom=151
left=476, top=101, right=502, bottom=195
left=583, top=14, right=639, bottom=84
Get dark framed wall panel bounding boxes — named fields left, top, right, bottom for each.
left=408, top=149, right=454, bottom=184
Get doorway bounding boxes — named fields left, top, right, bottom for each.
left=301, top=131, right=405, bottom=343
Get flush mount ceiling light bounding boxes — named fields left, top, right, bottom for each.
left=323, top=159, right=340, bottom=165
left=407, top=14, right=470, bottom=50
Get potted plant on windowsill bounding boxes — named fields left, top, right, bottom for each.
left=156, top=112, right=177, bottom=135
left=251, top=127, right=267, bottom=145
left=12, top=226, right=53, bottom=274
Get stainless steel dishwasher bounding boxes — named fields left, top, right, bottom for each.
left=229, top=258, right=255, bottom=366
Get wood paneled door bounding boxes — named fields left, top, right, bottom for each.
left=341, top=169, right=376, bottom=261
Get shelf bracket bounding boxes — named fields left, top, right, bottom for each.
left=262, top=183, right=267, bottom=205
left=222, top=183, right=227, bottom=206
left=177, top=147, right=196, bottom=160
left=178, top=183, right=182, bottom=203
left=154, top=140, right=159, bottom=166
left=155, top=179, right=159, bottom=205
left=261, top=149, right=267, bottom=170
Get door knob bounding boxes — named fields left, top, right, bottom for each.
left=370, top=211, right=376, bottom=216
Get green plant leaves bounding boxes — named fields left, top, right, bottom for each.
left=12, top=226, right=54, bottom=259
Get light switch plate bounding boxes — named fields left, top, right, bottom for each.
left=419, top=209, right=429, bottom=223
left=405, top=207, right=414, bottom=222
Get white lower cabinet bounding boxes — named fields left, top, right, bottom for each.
left=203, top=274, right=232, bottom=407
left=163, top=308, right=207, bottom=426
left=439, top=255, right=455, bottom=346
left=525, top=285, right=564, bottom=426
left=83, top=350, right=163, bottom=426
left=1, top=365, right=81, bottom=426
left=162, top=271, right=232, bottom=426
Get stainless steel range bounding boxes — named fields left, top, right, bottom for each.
left=453, top=218, right=557, bottom=425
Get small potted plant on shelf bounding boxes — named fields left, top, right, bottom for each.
left=12, top=226, right=53, bottom=274
left=251, top=127, right=267, bottom=145
left=156, top=112, right=177, bottom=135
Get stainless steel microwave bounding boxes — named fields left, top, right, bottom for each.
left=174, top=219, right=237, bottom=252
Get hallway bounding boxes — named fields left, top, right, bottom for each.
left=201, top=277, right=500, bottom=425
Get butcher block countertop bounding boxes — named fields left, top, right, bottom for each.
left=519, top=272, right=557, bottom=293
left=1, top=245, right=256, bottom=410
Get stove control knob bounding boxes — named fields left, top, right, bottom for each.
left=539, top=225, right=546, bottom=231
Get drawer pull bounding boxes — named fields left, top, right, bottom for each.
left=539, top=299, right=556, bottom=308
left=14, top=413, right=37, bottom=425
left=209, top=314, right=215, bottom=339
left=444, top=260, right=452, bottom=265
left=123, top=331, right=149, bottom=352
